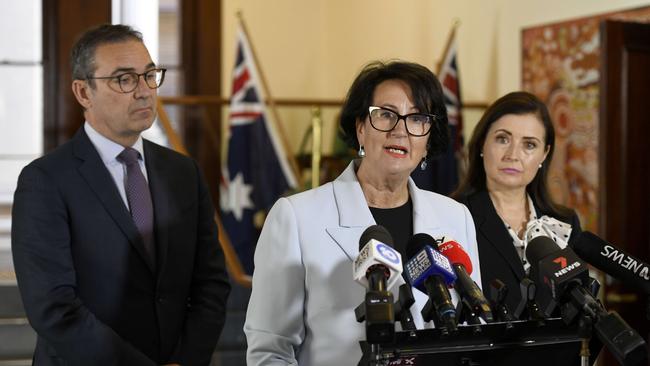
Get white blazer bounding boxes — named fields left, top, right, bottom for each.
left=244, top=162, right=481, bottom=366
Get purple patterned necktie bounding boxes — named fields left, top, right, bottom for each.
left=117, top=147, right=156, bottom=267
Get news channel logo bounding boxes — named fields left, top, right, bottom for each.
left=430, top=248, right=453, bottom=273
left=376, top=243, right=400, bottom=265
left=354, top=243, right=371, bottom=271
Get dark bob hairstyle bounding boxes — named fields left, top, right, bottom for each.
left=453, top=91, right=572, bottom=220
left=339, top=60, right=449, bottom=160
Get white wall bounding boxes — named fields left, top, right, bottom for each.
left=496, top=0, right=650, bottom=95
left=2, top=0, right=649, bottom=186
left=221, top=0, right=650, bottom=149
left=0, top=0, right=42, bottom=207
left=112, top=0, right=169, bottom=146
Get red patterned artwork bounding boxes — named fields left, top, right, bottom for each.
left=522, top=6, right=650, bottom=232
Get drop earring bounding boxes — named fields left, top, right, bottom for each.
left=538, top=162, right=542, bottom=169
left=480, top=152, right=484, bottom=157
left=420, top=158, right=428, bottom=170
left=358, top=145, right=365, bottom=158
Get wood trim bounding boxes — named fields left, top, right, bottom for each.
left=181, top=0, right=222, bottom=208
left=157, top=99, right=251, bottom=287
left=159, top=96, right=489, bottom=109
left=599, top=20, right=650, bottom=366
left=42, top=0, right=111, bottom=152
left=160, top=95, right=342, bottom=107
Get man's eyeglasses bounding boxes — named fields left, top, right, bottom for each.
left=368, top=106, right=436, bottom=136
left=86, top=68, right=166, bottom=93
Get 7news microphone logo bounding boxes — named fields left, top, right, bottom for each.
left=552, top=256, right=581, bottom=278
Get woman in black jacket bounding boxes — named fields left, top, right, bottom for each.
left=453, top=91, right=581, bottom=318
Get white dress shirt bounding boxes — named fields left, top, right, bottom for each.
left=84, top=122, right=148, bottom=210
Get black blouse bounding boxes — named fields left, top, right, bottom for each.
left=369, top=198, right=414, bottom=258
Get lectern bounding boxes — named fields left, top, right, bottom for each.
left=359, top=318, right=588, bottom=366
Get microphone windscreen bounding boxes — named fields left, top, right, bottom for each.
left=406, top=233, right=436, bottom=260
left=572, top=231, right=600, bottom=256
left=438, top=240, right=473, bottom=274
left=359, top=225, right=394, bottom=251
left=573, top=231, right=650, bottom=295
left=525, top=236, right=560, bottom=265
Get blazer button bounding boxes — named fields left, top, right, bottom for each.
left=157, top=297, right=164, bottom=304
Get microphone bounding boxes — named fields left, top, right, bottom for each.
left=353, top=225, right=403, bottom=292
left=573, top=231, right=650, bottom=295
left=525, top=236, right=591, bottom=317
left=353, top=225, right=402, bottom=344
left=404, top=233, right=458, bottom=334
left=438, top=238, right=494, bottom=323
left=526, top=236, right=647, bottom=366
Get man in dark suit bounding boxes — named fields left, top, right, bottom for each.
left=11, top=24, right=230, bottom=366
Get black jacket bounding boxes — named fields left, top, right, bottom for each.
left=457, top=189, right=581, bottom=316
left=12, top=128, right=231, bottom=365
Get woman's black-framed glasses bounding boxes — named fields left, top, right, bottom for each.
left=86, top=68, right=166, bottom=93
left=368, top=106, right=435, bottom=136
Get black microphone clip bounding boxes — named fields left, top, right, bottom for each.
left=488, top=279, right=515, bottom=326
left=513, top=277, right=546, bottom=324
left=393, top=283, right=417, bottom=333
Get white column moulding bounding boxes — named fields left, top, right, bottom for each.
left=0, top=0, right=43, bottom=202
left=113, top=0, right=169, bottom=146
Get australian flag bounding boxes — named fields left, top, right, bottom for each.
left=411, top=30, right=463, bottom=195
left=220, top=28, right=298, bottom=274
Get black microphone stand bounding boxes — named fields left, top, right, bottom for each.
left=561, top=282, right=647, bottom=366
left=577, top=312, right=593, bottom=366
left=394, top=284, right=417, bottom=334
left=647, top=295, right=650, bottom=363
left=488, top=279, right=515, bottom=329
left=455, top=298, right=482, bottom=334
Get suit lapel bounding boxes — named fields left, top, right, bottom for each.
left=324, top=164, right=443, bottom=261
left=469, top=191, right=525, bottom=280
left=326, top=162, right=375, bottom=261
left=409, top=179, right=442, bottom=235
left=143, top=141, right=170, bottom=279
left=325, top=165, right=441, bottom=324
left=73, top=129, right=156, bottom=274
left=405, top=180, right=446, bottom=315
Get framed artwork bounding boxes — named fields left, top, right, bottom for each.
left=522, top=6, right=650, bottom=232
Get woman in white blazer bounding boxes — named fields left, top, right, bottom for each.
left=244, top=61, right=482, bottom=366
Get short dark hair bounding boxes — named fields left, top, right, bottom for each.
left=453, top=91, right=572, bottom=219
left=71, top=24, right=143, bottom=87
left=338, top=60, right=449, bottom=160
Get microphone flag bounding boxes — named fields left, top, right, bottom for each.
left=354, top=238, right=403, bottom=291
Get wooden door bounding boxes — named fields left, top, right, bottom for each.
left=43, top=0, right=111, bottom=152
left=600, top=19, right=650, bottom=365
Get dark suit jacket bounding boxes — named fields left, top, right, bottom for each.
left=11, top=128, right=231, bottom=366
left=458, top=190, right=581, bottom=317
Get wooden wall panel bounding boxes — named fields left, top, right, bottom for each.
left=43, top=0, right=112, bottom=152
left=599, top=19, right=650, bottom=365
left=181, top=0, right=222, bottom=203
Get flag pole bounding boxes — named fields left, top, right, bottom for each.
left=236, top=12, right=303, bottom=188
left=437, top=19, right=461, bottom=74
left=156, top=99, right=252, bottom=288
left=436, top=19, right=467, bottom=188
